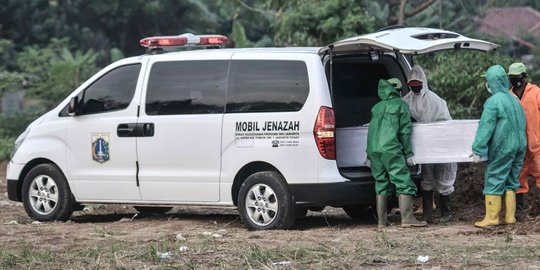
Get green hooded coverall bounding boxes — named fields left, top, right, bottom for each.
left=472, top=65, right=527, bottom=195
left=367, top=79, right=417, bottom=196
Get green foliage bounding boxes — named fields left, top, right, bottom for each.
left=273, top=0, right=376, bottom=46
left=0, top=71, right=25, bottom=94
left=0, top=110, right=42, bottom=138
left=0, top=0, right=222, bottom=57
left=417, top=50, right=513, bottom=118
left=109, top=48, right=124, bottom=63
left=0, top=39, right=100, bottom=158
left=0, top=39, right=18, bottom=71
left=0, top=137, right=14, bottom=160
left=231, top=21, right=253, bottom=48
left=13, top=39, right=100, bottom=108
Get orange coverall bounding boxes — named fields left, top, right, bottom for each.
left=512, top=82, right=540, bottom=193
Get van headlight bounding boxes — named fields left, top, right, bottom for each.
left=10, top=128, right=30, bottom=161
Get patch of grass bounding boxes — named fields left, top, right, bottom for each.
left=93, top=226, right=120, bottom=238
left=0, top=249, right=19, bottom=268
left=78, top=245, right=103, bottom=259
left=375, top=229, right=398, bottom=249
left=243, top=243, right=273, bottom=268
left=0, top=244, right=57, bottom=268
left=504, top=232, right=514, bottom=243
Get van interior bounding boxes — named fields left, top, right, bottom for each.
left=328, top=54, right=408, bottom=180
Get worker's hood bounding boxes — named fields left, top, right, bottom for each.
left=486, top=65, right=510, bottom=95
left=407, top=65, right=429, bottom=97
left=378, top=79, right=401, bottom=100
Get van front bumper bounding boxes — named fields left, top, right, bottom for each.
left=6, top=161, right=24, bottom=202
left=289, top=180, right=375, bottom=207
left=7, top=179, right=20, bottom=202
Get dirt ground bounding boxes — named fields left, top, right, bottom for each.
left=1, top=162, right=540, bottom=269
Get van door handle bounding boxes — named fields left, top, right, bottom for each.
left=117, top=123, right=136, bottom=137
left=141, top=123, right=154, bottom=137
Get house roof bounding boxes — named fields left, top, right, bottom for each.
left=477, top=7, right=540, bottom=49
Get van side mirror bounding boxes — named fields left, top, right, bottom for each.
left=68, top=96, right=79, bottom=115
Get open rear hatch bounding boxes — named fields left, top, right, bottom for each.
left=320, top=27, right=499, bottom=55
left=322, top=27, right=499, bottom=180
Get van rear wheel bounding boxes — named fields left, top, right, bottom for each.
left=22, top=164, right=74, bottom=221
left=238, top=171, right=294, bottom=230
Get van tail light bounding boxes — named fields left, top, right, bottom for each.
left=313, top=106, right=336, bottom=160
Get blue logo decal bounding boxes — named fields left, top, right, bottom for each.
left=92, top=133, right=110, bottom=163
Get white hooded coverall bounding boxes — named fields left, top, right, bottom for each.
left=402, top=65, right=457, bottom=196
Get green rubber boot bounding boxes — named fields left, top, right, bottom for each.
left=377, top=195, right=390, bottom=228
left=439, top=194, right=453, bottom=223
left=399, top=194, right=428, bottom=227
left=422, top=190, right=433, bottom=224
left=515, top=193, right=525, bottom=221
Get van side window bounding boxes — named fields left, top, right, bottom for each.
left=145, top=60, right=228, bottom=115
left=80, top=64, right=141, bottom=115
left=226, top=60, right=309, bottom=113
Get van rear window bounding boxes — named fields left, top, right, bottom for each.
left=226, top=60, right=309, bottom=113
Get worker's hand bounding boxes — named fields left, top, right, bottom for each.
left=469, top=153, right=481, bottom=163
left=406, top=156, right=416, bottom=166
left=364, top=159, right=371, bottom=168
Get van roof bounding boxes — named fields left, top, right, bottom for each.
left=143, top=46, right=320, bottom=56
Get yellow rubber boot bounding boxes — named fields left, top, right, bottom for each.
left=474, top=195, right=501, bottom=228
left=503, top=191, right=516, bottom=225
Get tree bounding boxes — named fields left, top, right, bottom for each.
left=416, top=50, right=512, bottom=118
left=366, top=0, right=437, bottom=26
left=222, top=0, right=376, bottom=47
left=273, top=0, right=376, bottom=46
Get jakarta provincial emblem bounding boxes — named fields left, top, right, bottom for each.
left=91, top=133, right=110, bottom=163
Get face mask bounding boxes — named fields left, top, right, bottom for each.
left=410, top=85, right=423, bottom=94
left=509, top=77, right=524, bottom=88
left=486, top=82, right=492, bottom=93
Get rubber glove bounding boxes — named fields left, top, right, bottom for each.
left=469, top=153, right=481, bottom=163
left=406, top=156, right=416, bottom=166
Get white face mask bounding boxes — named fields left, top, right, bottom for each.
left=486, top=82, right=492, bottom=94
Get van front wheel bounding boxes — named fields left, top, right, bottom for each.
left=22, top=164, right=74, bottom=221
left=238, top=171, right=294, bottom=230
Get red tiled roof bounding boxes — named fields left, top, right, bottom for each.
left=477, top=7, right=540, bottom=48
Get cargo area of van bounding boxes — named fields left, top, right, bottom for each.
left=328, top=54, right=408, bottom=180
left=328, top=53, right=483, bottom=181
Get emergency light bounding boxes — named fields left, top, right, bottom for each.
left=140, top=33, right=227, bottom=49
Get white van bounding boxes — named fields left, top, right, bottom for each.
left=6, top=27, right=498, bottom=230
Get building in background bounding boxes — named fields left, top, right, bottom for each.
left=478, top=7, right=540, bottom=50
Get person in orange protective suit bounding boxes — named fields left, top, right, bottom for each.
left=508, top=62, right=540, bottom=219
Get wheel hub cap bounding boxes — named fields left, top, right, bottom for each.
left=29, top=175, right=59, bottom=215
left=245, top=184, right=278, bottom=226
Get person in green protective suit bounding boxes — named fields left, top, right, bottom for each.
left=471, top=65, right=527, bottom=228
left=367, top=79, right=427, bottom=228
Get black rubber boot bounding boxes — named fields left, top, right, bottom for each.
left=439, top=194, right=452, bottom=223
left=516, top=193, right=525, bottom=220
left=377, top=195, right=390, bottom=228
left=399, top=195, right=428, bottom=227
left=422, top=190, right=434, bottom=224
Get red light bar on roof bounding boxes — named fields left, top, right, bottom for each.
left=140, top=33, right=227, bottom=48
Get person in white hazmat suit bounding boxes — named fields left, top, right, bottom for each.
left=402, top=65, right=458, bottom=223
